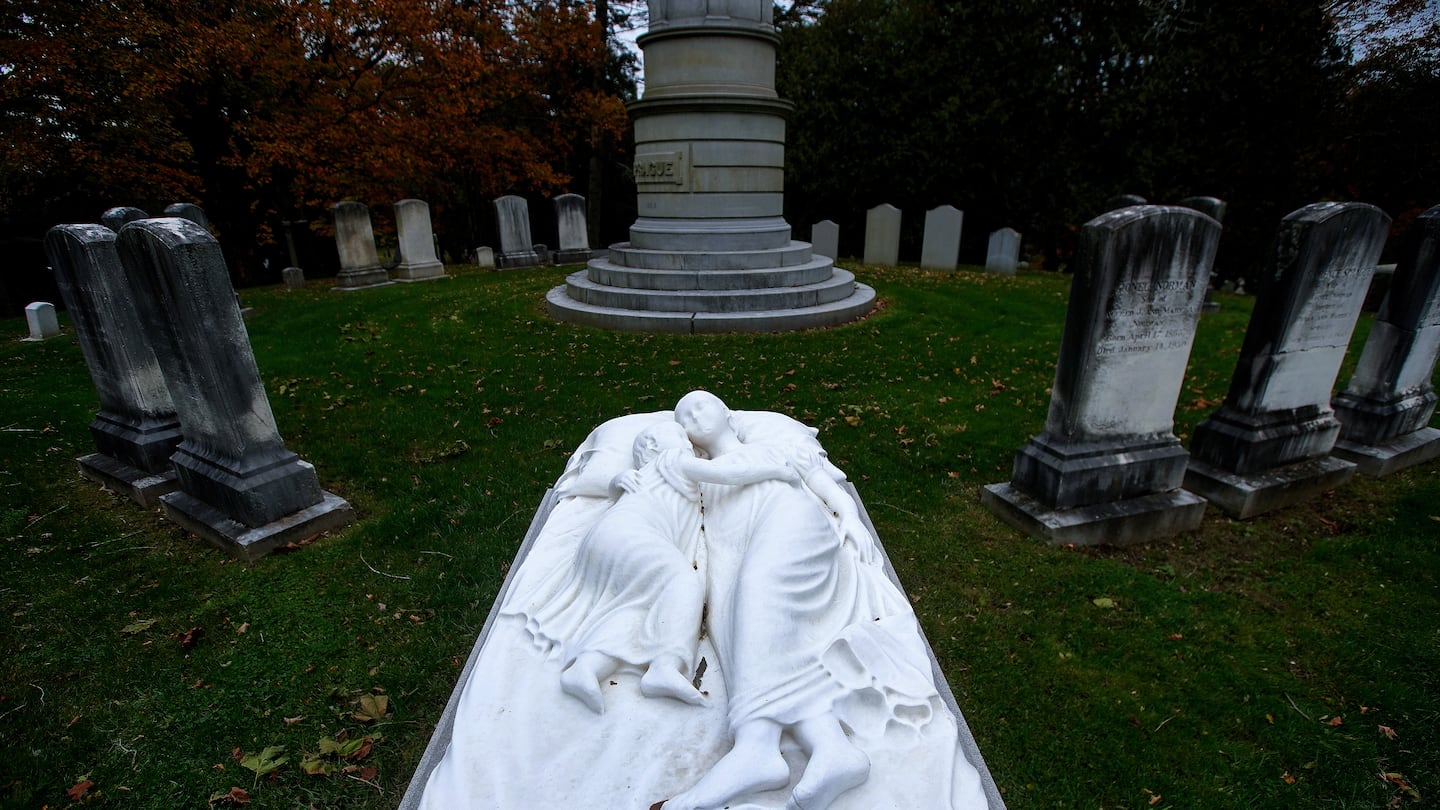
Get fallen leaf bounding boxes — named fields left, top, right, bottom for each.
left=1379, top=725, right=1398, bottom=740
left=179, top=627, right=204, bottom=650
left=67, top=779, right=94, bottom=801
left=236, top=622, right=249, bottom=635
left=352, top=693, right=390, bottom=723
left=1327, top=715, right=1343, bottom=727
left=120, top=619, right=156, bottom=636
left=239, top=745, right=287, bottom=778
left=358, top=765, right=377, bottom=781
left=1092, top=597, right=1117, bottom=609
left=283, top=715, right=305, bottom=726
left=1282, top=771, right=1296, bottom=784
left=207, top=786, right=251, bottom=805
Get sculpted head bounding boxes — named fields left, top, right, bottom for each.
left=674, top=390, right=734, bottom=449
left=633, top=420, right=692, bottom=467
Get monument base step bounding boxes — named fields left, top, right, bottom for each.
left=1182, top=455, right=1356, bottom=519
left=980, top=483, right=1206, bottom=547
left=1332, top=427, right=1440, bottom=477
left=394, top=261, right=448, bottom=282
left=546, top=283, right=876, bottom=334
left=77, top=453, right=178, bottom=508
left=160, top=489, right=355, bottom=561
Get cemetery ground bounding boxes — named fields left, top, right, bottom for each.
left=1, top=261, right=1436, bottom=810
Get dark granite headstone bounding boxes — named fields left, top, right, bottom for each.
left=493, top=196, right=541, bottom=269
left=1184, top=202, right=1391, bottom=517
left=331, top=201, right=393, bottom=290
left=116, top=218, right=353, bottom=558
left=1332, top=204, right=1440, bottom=475
left=981, top=206, right=1220, bottom=545
left=164, top=203, right=210, bottom=228
left=100, top=207, right=148, bottom=232
left=44, top=224, right=182, bottom=506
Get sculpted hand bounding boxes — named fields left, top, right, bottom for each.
left=840, top=515, right=879, bottom=565
left=610, top=469, right=643, bottom=496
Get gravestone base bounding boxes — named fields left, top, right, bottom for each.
left=160, top=489, right=354, bottom=561
left=1332, top=427, right=1440, bottom=477
left=1183, top=456, right=1356, bottom=519
left=1189, top=406, right=1342, bottom=477
left=552, top=248, right=592, bottom=265
left=980, top=483, right=1205, bottom=547
left=333, top=267, right=394, bottom=291
left=394, top=261, right=447, bottom=282
left=497, top=250, right=542, bottom=270
left=77, top=453, right=178, bottom=508
left=1011, top=436, right=1189, bottom=510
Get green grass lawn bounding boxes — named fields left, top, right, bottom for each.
left=1, top=262, right=1435, bottom=809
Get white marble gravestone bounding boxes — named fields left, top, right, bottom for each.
left=552, top=193, right=593, bottom=264
left=393, top=199, right=447, bottom=282
left=812, top=219, right=840, bottom=261
left=116, top=218, right=354, bottom=558
left=982, top=206, right=1220, bottom=545
left=863, top=204, right=901, bottom=266
left=400, top=395, right=1004, bottom=810
left=44, top=225, right=182, bottom=506
left=474, top=246, right=495, bottom=269
left=493, top=195, right=542, bottom=269
left=985, top=228, right=1021, bottom=275
left=1185, top=202, right=1391, bottom=518
left=921, top=205, right=963, bottom=271
left=22, top=302, right=60, bottom=341
left=1332, top=204, right=1440, bottom=476
left=331, top=201, right=393, bottom=290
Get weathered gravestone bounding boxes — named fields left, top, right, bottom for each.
left=1177, top=197, right=1227, bottom=311
left=475, top=246, right=496, bottom=269
left=116, top=218, right=354, bottom=559
left=493, top=196, right=542, bottom=269
left=921, top=205, right=964, bottom=271
left=282, top=266, right=305, bottom=290
left=985, top=228, right=1021, bottom=275
left=331, top=201, right=393, bottom=290
left=400, top=394, right=1003, bottom=810
left=1184, top=202, right=1391, bottom=518
left=552, top=193, right=593, bottom=264
left=981, top=206, right=1220, bottom=545
left=164, top=203, right=210, bottom=228
left=1331, top=204, right=1440, bottom=476
left=394, top=199, right=448, bottom=282
left=864, top=204, right=902, bottom=266
left=22, top=302, right=60, bottom=341
left=44, top=225, right=182, bottom=505
left=101, top=207, right=148, bottom=232
left=1105, top=194, right=1147, bottom=212
left=812, top=219, right=840, bottom=261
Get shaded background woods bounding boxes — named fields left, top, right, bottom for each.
left=2, top=0, right=1436, bottom=311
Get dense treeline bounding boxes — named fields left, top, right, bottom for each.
left=775, top=0, right=1439, bottom=279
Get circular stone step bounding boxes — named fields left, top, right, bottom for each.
left=606, top=241, right=814, bottom=271
left=565, top=268, right=859, bottom=313
left=587, top=255, right=836, bottom=291
left=546, top=283, right=876, bottom=334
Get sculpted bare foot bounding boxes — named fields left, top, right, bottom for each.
left=664, top=743, right=789, bottom=810
left=786, top=744, right=869, bottom=810
left=559, top=653, right=615, bottom=714
left=640, top=665, right=707, bottom=706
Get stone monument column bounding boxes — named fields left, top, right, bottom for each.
left=546, top=1, right=874, bottom=332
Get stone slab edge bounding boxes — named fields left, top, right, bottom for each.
left=396, top=483, right=1007, bottom=810
left=159, top=489, right=355, bottom=561
left=76, top=453, right=179, bottom=508
left=547, top=283, right=876, bottom=334
left=1332, top=427, right=1440, bottom=477
left=980, top=482, right=1206, bottom=547
left=1183, top=456, right=1357, bottom=520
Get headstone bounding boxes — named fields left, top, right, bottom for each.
left=981, top=206, right=1220, bottom=545
left=1332, top=204, right=1440, bottom=475
left=163, top=203, right=210, bottom=228
left=475, top=246, right=496, bottom=269
left=533, top=244, right=551, bottom=266
left=863, top=204, right=901, bottom=266
left=811, top=219, right=839, bottom=261
left=101, top=207, right=148, bottom=232
left=493, top=196, right=541, bottom=269
left=42, top=225, right=181, bottom=505
left=1184, top=202, right=1391, bottom=518
left=22, top=302, right=60, bottom=341
left=115, top=218, right=354, bottom=559
left=1176, top=197, right=1227, bottom=311
left=985, top=228, right=1021, bottom=275
left=393, top=199, right=447, bottom=282
left=920, top=205, right=963, bottom=271
left=282, top=266, right=305, bottom=290
left=331, top=201, right=393, bottom=290
left=1104, top=194, right=1147, bottom=212
left=552, top=193, right=593, bottom=264
left=400, top=398, right=1002, bottom=810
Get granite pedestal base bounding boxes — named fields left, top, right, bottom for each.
left=394, top=261, right=447, bottom=282
left=333, top=267, right=394, bottom=291
left=77, top=453, right=178, bottom=508
left=1183, top=455, right=1356, bottom=519
left=1332, top=427, right=1440, bottom=477
left=553, top=248, right=592, bottom=265
left=160, top=489, right=354, bottom=561
left=980, top=483, right=1206, bottom=547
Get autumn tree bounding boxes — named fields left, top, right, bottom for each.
left=0, top=0, right=633, bottom=286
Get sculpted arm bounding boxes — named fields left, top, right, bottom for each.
left=802, top=466, right=879, bottom=564
left=676, top=453, right=796, bottom=487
